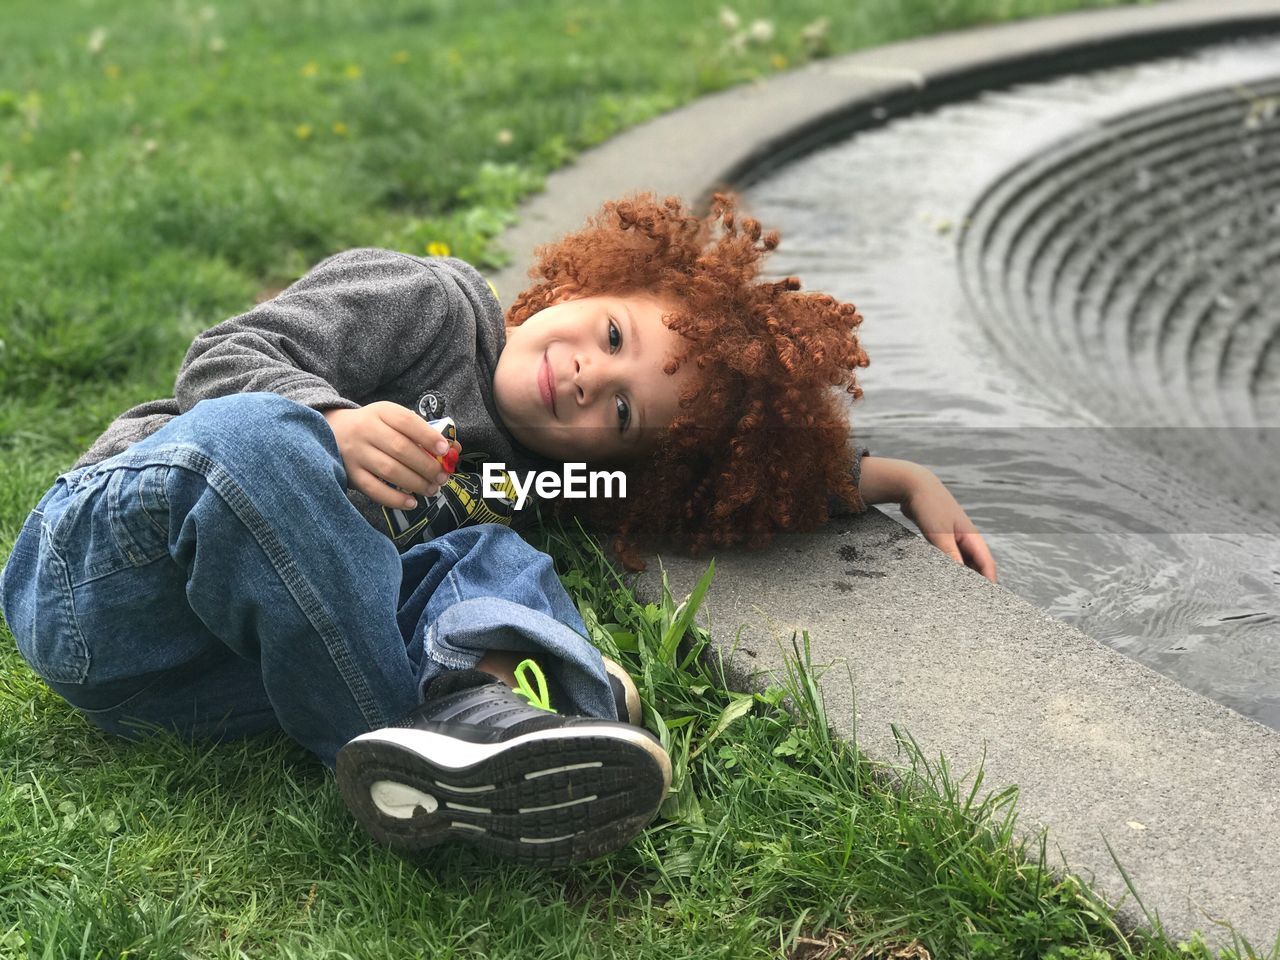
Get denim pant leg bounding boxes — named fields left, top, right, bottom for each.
left=1, top=456, right=286, bottom=751
left=1, top=393, right=421, bottom=770
left=398, top=524, right=617, bottom=723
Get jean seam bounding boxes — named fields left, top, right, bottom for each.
left=106, top=470, right=162, bottom=568
left=37, top=526, right=92, bottom=684
left=425, top=623, right=478, bottom=670
left=73, top=674, right=165, bottom=717
left=138, top=466, right=171, bottom=537
left=175, top=448, right=388, bottom=731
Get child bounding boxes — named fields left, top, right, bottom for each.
left=0, top=192, right=994, bottom=866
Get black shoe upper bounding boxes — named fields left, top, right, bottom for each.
left=395, top=669, right=581, bottom=744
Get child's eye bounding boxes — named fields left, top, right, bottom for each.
left=608, top=319, right=621, bottom=352
left=615, top=395, right=630, bottom=431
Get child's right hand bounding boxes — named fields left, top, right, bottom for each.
left=321, top=402, right=461, bottom=510
left=900, top=472, right=998, bottom=583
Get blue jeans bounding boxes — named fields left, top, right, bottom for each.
left=0, top=393, right=616, bottom=770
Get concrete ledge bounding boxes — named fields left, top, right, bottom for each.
left=490, top=0, right=1280, bottom=946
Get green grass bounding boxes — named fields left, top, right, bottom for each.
left=4, top=0, right=1273, bottom=956
left=1, top=518, right=1266, bottom=958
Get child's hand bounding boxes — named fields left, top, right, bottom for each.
left=322, top=402, right=462, bottom=510
left=899, top=472, right=998, bottom=583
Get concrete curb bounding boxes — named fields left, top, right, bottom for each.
left=490, top=1, right=1280, bottom=947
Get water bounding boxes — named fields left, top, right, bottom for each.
left=745, top=34, right=1280, bottom=729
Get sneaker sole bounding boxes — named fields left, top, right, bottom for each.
left=335, top=724, right=672, bottom=865
left=602, top=656, right=643, bottom=726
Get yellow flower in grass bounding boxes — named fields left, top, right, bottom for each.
left=300, top=61, right=319, bottom=78
left=294, top=124, right=312, bottom=140
left=344, top=64, right=362, bottom=80
left=331, top=121, right=349, bottom=137
left=770, top=53, right=788, bottom=70
left=391, top=50, right=410, bottom=65
left=426, top=241, right=451, bottom=257
left=104, top=63, right=121, bottom=80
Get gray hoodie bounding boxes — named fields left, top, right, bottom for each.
left=72, top=247, right=558, bottom=550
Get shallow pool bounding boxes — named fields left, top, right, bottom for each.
left=745, top=33, right=1280, bottom=729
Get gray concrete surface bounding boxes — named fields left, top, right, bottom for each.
left=489, top=1, right=1280, bottom=948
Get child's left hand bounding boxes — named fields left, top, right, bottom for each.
left=899, top=473, right=998, bottom=583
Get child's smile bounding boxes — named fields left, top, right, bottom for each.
left=495, top=289, right=696, bottom=465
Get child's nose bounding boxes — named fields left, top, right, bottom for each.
left=572, top=356, right=592, bottom=404
left=573, top=353, right=616, bottom=407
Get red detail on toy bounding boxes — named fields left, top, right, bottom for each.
left=439, top=448, right=460, bottom=474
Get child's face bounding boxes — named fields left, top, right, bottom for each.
left=494, top=289, right=695, bottom=464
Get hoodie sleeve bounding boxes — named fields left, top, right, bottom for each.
left=827, top=445, right=871, bottom=516
left=174, top=248, right=456, bottom=414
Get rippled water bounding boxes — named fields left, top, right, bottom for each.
left=746, top=34, right=1280, bottom=729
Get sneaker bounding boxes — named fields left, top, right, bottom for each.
left=335, top=662, right=671, bottom=865
left=601, top=655, right=642, bottom=726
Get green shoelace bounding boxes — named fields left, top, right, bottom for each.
left=512, top=658, right=553, bottom=712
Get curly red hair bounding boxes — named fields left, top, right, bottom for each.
left=505, top=192, right=870, bottom=571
